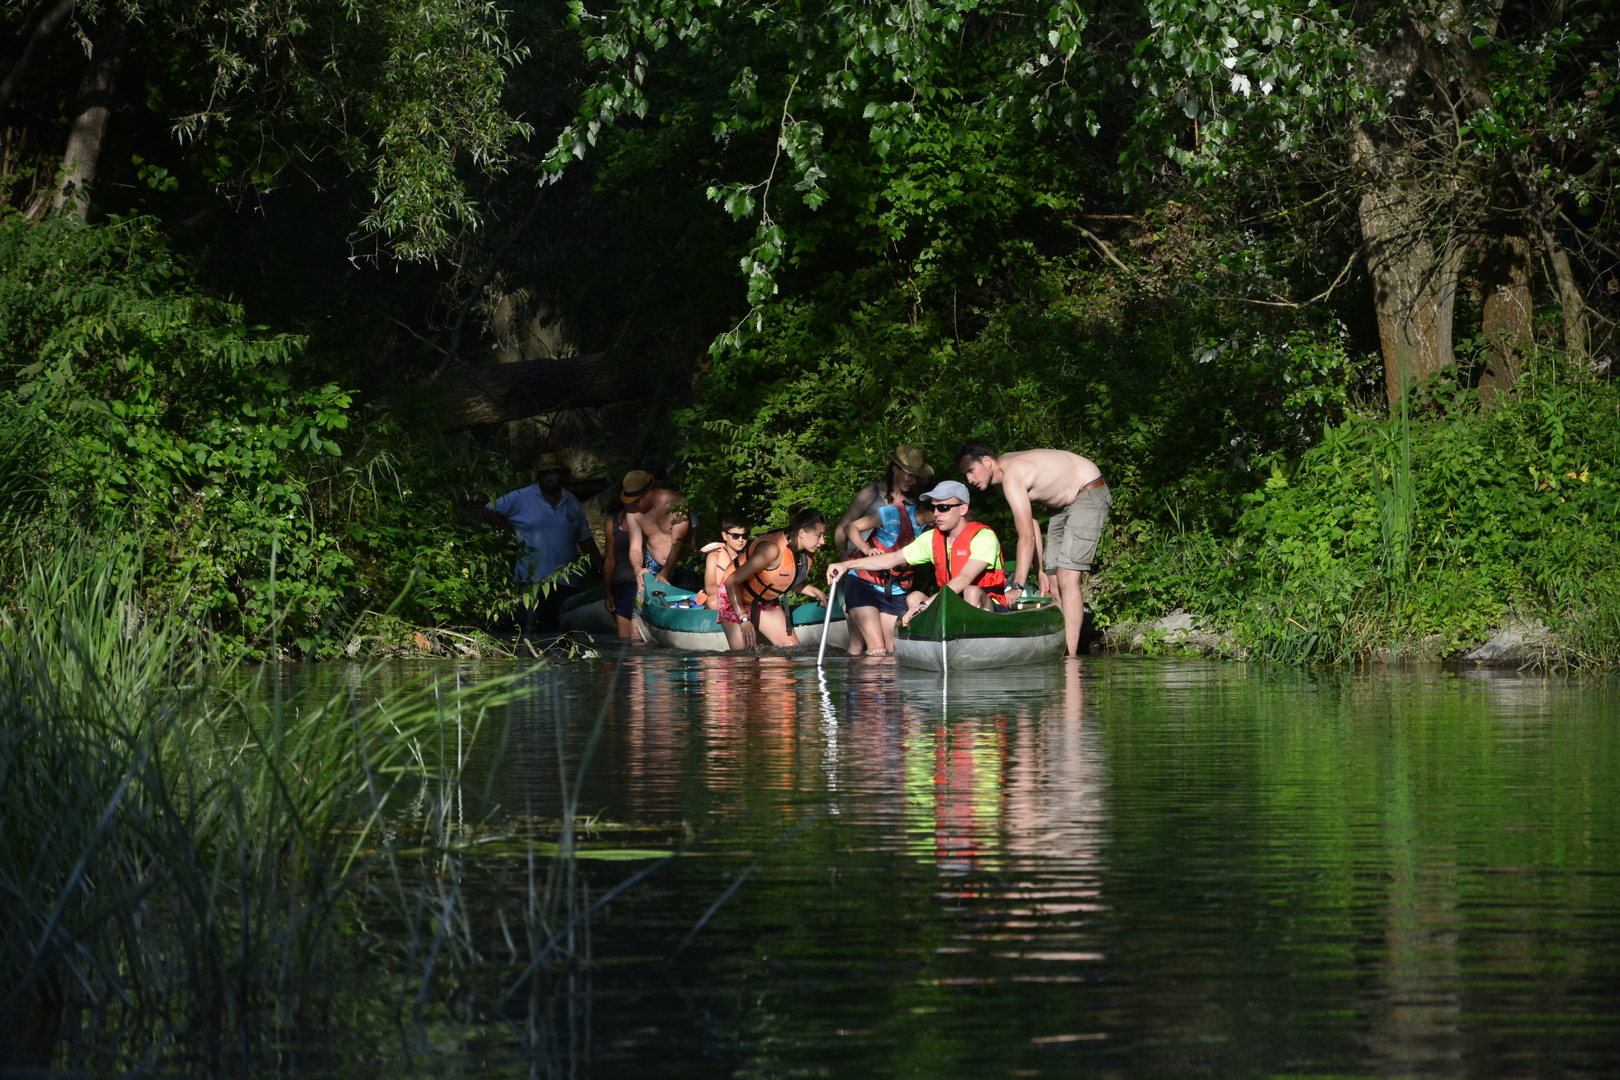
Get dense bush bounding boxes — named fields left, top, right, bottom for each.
left=673, top=244, right=1364, bottom=535
left=1103, top=354, right=1620, bottom=663
left=0, top=216, right=533, bottom=655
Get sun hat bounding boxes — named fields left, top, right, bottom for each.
left=889, top=443, right=934, bottom=480
left=620, top=469, right=656, bottom=503
left=534, top=451, right=570, bottom=475
left=919, top=480, right=971, bottom=505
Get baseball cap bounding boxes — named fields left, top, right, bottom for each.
left=919, top=480, right=971, bottom=505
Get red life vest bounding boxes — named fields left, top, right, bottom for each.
left=856, top=503, right=919, bottom=592
left=930, top=521, right=1006, bottom=606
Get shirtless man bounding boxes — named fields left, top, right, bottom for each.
left=620, top=469, right=693, bottom=589
left=956, top=442, right=1112, bottom=658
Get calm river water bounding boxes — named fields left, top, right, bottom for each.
left=467, top=653, right=1620, bottom=1078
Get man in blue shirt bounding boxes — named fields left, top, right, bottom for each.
left=485, top=454, right=600, bottom=632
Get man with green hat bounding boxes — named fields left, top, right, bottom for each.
left=485, top=453, right=600, bottom=632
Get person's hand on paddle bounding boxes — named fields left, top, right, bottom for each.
left=826, top=563, right=852, bottom=586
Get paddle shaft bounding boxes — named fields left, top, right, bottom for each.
left=817, top=576, right=839, bottom=666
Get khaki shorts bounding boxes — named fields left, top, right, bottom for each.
left=1045, top=484, right=1112, bottom=573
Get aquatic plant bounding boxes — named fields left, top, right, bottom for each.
left=0, top=525, right=556, bottom=1072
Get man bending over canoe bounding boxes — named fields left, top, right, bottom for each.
left=621, top=468, right=692, bottom=589
left=827, top=481, right=1006, bottom=624
left=956, top=442, right=1111, bottom=658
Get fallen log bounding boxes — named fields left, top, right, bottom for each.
left=437, top=353, right=654, bottom=428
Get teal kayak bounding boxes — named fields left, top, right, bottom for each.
left=895, top=585, right=1064, bottom=670
left=639, top=573, right=846, bottom=651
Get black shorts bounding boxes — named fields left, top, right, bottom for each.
left=842, top=574, right=908, bottom=617
left=609, top=579, right=636, bottom=618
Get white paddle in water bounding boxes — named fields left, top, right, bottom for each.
left=817, top=575, right=841, bottom=667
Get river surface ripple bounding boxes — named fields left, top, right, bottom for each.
left=469, top=654, right=1620, bottom=1078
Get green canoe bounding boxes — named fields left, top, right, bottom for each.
left=895, top=585, right=1065, bottom=670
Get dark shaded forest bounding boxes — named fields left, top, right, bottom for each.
left=3, top=0, right=1618, bottom=662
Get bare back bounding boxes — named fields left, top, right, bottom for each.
left=998, top=449, right=1100, bottom=510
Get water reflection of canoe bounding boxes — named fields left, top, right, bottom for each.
left=559, top=583, right=618, bottom=634
left=895, top=585, right=1064, bottom=670
left=639, top=574, right=848, bottom=652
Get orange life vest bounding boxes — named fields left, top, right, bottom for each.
left=930, top=521, right=1006, bottom=606
left=737, top=530, right=808, bottom=605
left=695, top=542, right=742, bottom=606
left=856, top=503, right=919, bottom=592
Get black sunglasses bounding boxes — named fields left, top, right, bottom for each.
left=929, top=502, right=965, bottom=512
left=723, top=530, right=747, bottom=539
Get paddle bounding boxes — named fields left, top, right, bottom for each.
left=817, top=574, right=841, bottom=667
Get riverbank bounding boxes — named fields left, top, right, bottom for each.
left=1102, top=610, right=1580, bottom=668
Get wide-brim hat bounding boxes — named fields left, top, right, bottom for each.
left=889, top=443, right=934, bottom=480
left=534, top=451, right=570, bottom=475
left=620, top=469, right=656, bottom=503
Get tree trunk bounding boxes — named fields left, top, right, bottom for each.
left=437, top=353, right=655, bottom=429
left=1350, top=24, right=1465, bottom=407
left=26, top=13, right=127, bottom=220
left=0, top=0, right=78, bottom=113
left=1514, top=170, right=1588, bottom=362
left=1477, top=219, right=1532, bottom=407
left=1541, top=223, right=1587, bottom=361
left=1357, top=179, right=1459, bottom=404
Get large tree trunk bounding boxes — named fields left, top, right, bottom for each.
left=25, top=12, right=127, bottom=220
left=1477, top=216, right=1532, bottom=407
left=1357, top=178, right=1460, bottom=404
left=438, top=353, right=654, bottom=429
left=1351, top=24, right=1466, bottom=407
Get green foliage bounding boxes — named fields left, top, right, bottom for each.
left=0, top=525, right=533, bottom=1070
left=555, top=0, right=1101, bottom=327
left=0, top=217, right=556, bottom=654
left=1105, top=353, right=1620, bottom=663
left=673, top=226, right=1363, bottom=543
left=2, top=0, right=530, bottom=258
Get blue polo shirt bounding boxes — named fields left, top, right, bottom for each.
left=492, top=485, right=591, bottom=584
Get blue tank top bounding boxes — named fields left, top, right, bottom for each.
left=869, top=504, right=920, bottom=595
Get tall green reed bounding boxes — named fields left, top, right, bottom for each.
left=0, top=524, right=550, bottom=1074
left=1373, top=369, right=1416, bottom=586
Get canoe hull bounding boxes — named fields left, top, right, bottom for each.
left=896, top=630, right=1064, bottom=671
left=896, top=587, right=1065, bottom=670
left=642, top=620, right=849, bottom=652
left=559, top=583, right=619, bottom=634
left=640, top=573, right=846, bottom=652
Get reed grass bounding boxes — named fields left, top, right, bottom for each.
left=0, top=522, right=608, bottom=1074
